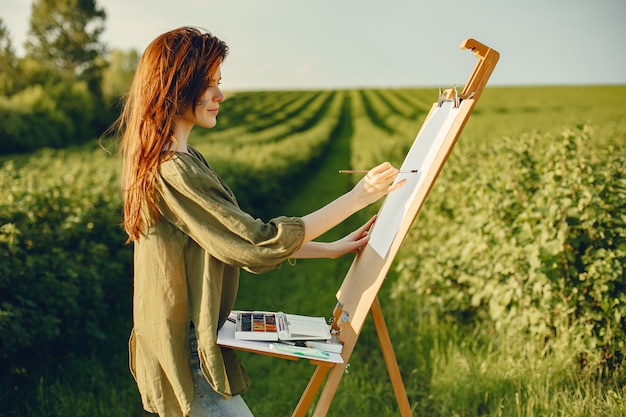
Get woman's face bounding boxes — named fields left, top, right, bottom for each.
left=184, top=68, right=225, bottom=129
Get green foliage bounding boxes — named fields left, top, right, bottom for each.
left=191, top=90, right=344, bottom=216
left=394, top=124, right=626, bottom=370
left=0, top=86, right=71, bottom=153
left=49, top=79, right=98, bottom=139
left=0, top=147, right=129, bottom=372
left=1, top=85, right=625, bottom=416
left=101, top=48, right=140, bottom=106
left=19, top=353, right=149, bottom=417
left=0, top=79, right=104, bottom=153
left=0, top=18, right=18, bottom=97
left=0, top=0, right=112, bottom=155
left=25, top=0, right=106, bottom=78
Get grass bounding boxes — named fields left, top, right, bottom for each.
left=230, top=86, right=626, bottom=417
left=2, top=86, right=625, bottom=417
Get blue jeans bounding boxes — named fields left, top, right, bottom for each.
left=189, top=329, right=254, bottom=417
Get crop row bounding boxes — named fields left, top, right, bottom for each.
left=1, top=86, right=624, bottom=375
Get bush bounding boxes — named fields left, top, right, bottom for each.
left=394, top=125, right=626, bottom=370
left=0, top=148, right=130, bottom=372
left=0, top=86, right=73, bottom=153
left=0, top=81, right=103, bottom=154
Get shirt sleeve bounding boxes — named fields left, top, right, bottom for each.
left=155, top=154, right=305, bottom=271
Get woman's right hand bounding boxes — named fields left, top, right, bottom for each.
left=350, top=162, right=406, bottom=209
left=299, top=162, right=405, bottom=244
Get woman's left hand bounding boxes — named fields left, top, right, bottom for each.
left=290, top=216, right=377, bottom=260
left=326, top=215, right=377, bottom=259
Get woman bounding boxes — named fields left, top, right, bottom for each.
left=115, top=26, right=403, bottom=417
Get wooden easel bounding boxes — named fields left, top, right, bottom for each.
left=221, top=38, right=499, bottom=417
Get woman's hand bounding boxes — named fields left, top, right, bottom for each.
left=326, top=215, right=377, bottom=258
left=350, top=162, right=406, bottom=209
left=300, top=161, right=404, bottom=243
left=291, top=216, right=377, bottom=259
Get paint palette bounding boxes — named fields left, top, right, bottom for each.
left=234, top=311, right=331, bottom=341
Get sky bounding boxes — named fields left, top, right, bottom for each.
left=3, top=0, right=625, bottom=91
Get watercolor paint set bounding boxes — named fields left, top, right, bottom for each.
left=234, top=311, right=332, bottom=342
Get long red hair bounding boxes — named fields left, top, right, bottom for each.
left=114, top=27, right=228, bottom=242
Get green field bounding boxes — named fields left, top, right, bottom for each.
left=1, top=85, right=625, bottom=416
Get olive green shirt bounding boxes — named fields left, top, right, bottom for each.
left=129, top=147, right=305, bottom=416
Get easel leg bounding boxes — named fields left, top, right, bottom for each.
left=309, top=298, right=412, bottom=417
left=291, top=365, right=331, bottom=417
left=310, top=362, right=348, bottom=417
left=371, top=297, right=412, bottom=417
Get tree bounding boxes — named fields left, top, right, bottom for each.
left=24, top=0, right=107, bottom=80
left=24, top=0, right=110, bottom=137
left=102, top=48, right=139, bottom=106
left=0, top=18, right=18, bottom=96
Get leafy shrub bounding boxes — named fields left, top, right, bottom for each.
left=0, top=86, right=73, bottom=153
left=0, top=148, right=130, bottom=371
left=193, top=91, right=345, bottom=216
left=0, top=81, right=103, bottom=154
left=393, top=125, right=626, bottom=370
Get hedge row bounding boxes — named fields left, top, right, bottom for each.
left=393, top=125, right=626, bottom=370
left=0, top=148, right=129, bottom=372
